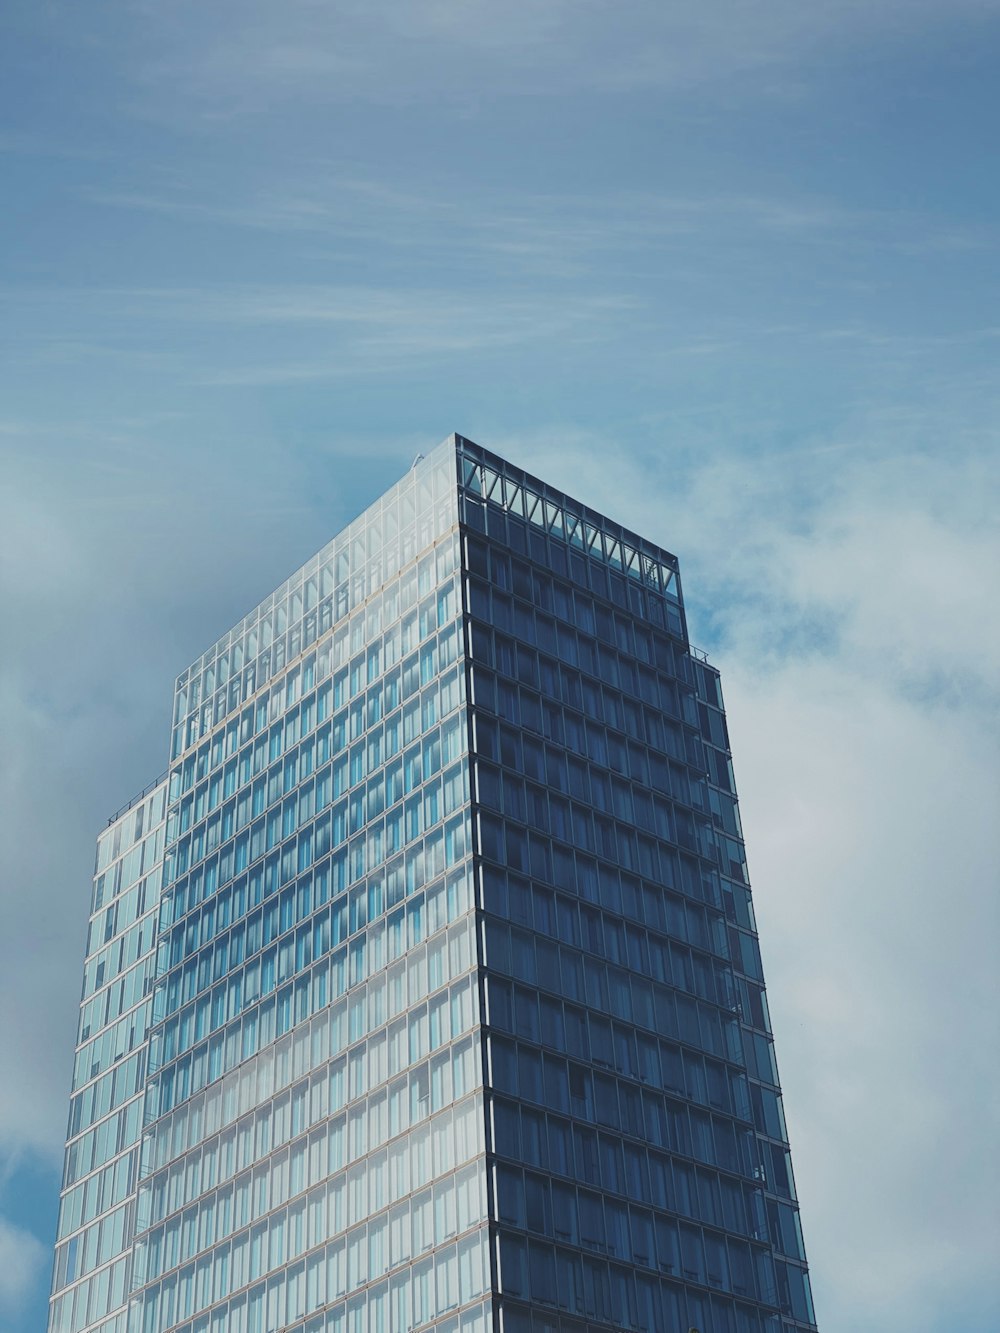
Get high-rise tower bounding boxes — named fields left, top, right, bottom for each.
left=49, top=435, right=817, bottom=1333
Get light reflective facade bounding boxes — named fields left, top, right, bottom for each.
left=50, top=435, right=817, bottom=1333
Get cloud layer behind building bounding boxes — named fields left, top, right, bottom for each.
left=1, top=3, right=998, bottom=1329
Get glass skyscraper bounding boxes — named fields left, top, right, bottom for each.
left=49, top=435, right=818, bottom=1333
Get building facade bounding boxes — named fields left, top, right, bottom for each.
left=49, top=435, right=818, bottom=1333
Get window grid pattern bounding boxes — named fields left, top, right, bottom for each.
left=694, top=661, right=816, bottom=1329
left=171, top=439, right=459, bottom=759
left=50, top=435, right=817, bottom=1333
left=153, top=535, right=467, bottom=1120
left=48, top=784, right=167, bottom=1333
left=131, top=444, right=490, bottom=1333
left=456, top=455, right=817, bottom=1333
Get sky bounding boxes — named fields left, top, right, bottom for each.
left=1, top=2, right=998, bottom=1330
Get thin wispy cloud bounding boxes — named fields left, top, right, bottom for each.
left=2, top=283, right=637, bottom=386
left=84, top=174, right=994, bottom=266
left=119, top=0, right=1000, bottom=113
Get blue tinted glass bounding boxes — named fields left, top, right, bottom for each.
left=50, top=437, right=815, bottom=1333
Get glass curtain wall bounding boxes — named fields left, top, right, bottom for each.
left=130, top=440, right=491, bottom=1333
left=48, top=782, right=167, bottom=1333
left=455, top=436, right=817, bottom=1333
left=49, top=433, right=816, bottom=1333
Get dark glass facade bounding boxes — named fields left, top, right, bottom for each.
left=456, top=437, right=816, bottom=1333
left=49, top=435, right=816, bottom=1333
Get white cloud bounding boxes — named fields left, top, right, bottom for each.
left=488, top=420, right=1000, bottom=1331
left=0, top=1216, right=46, bottom=1314
left=726, top=655, right=999, bottom=1330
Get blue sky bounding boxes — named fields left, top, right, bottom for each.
left=1, top=3, right=998, bottom=1331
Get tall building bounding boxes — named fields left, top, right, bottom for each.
left=49, top=434, right=818, bottom=1333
